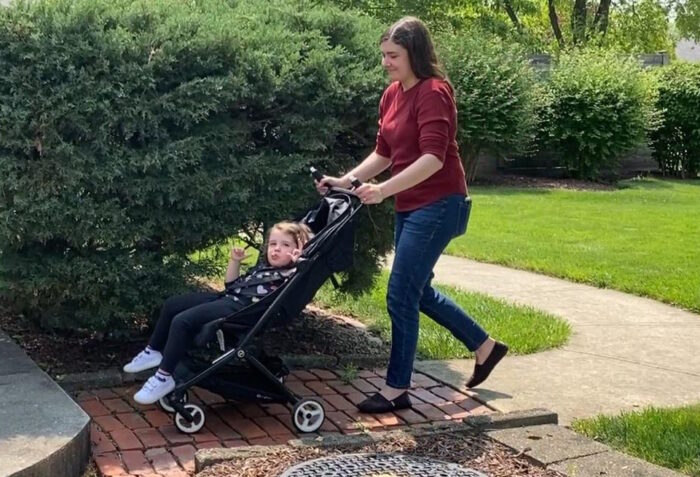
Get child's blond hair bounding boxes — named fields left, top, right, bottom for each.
left=269, top=221, right=313, bottom=249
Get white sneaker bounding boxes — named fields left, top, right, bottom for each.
left=123, top=349, right=162, bottom=373
left=133, top=373, right=176, bottom=405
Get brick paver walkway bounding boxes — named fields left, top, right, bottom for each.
left=77, top=368, right=491, bottom=477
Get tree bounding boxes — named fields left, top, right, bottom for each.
left=548, top=0, right=566, bottom=48
left=493, top=0, right=674, bottom=52
left=673, top=0, right=700, bottom=41
left=324, top=0, right=680, bottom=53
left=604, top=0, right=674, bottom=54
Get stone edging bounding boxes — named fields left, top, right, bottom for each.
left=194, top=409, right=558, bottom=472
left=486, top=423, right=686, bottom=477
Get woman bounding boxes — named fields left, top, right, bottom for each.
left=317, top=17, right=507, bottom=413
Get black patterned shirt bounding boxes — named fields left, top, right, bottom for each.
left=223, top=265, right=296, bottom=307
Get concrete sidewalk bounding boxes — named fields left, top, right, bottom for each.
left=413, top=256, right=700, bottom=425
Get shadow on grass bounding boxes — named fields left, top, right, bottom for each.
left=621, top=179, right=675, bottom=190
left=473, top=176, right=700, bottom=195
left=470, top=187, right=554, bottom=197
left=622, top=177, right=700, bottom=190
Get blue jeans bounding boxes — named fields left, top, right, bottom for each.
left=386, top=194, right=489, bottom=389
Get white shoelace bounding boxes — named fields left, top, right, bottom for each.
left=133, top=350, right=151, bottom=362
left=143, top=375, right=164, bottom=391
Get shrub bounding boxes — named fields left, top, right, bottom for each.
left=650, top=62, right=700, bottom=178
left=438, top=33, right=539, bottom=182
left=538, top=49, right=658, bottom=180
left=0, top=0, right=393, bottom=332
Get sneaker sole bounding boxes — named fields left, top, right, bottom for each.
left=123, top=361, right=162, bottom=374
left=133, top=383, right=176, bottom=405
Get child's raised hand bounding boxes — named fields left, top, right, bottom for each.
left=287, top=248, right=302, bottom=263
left=230, top=247, right=251, bottom=263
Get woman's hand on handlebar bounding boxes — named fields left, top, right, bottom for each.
left=355, top=183, right=385, bottom=204
left=315, top=175, right=347, bottom=194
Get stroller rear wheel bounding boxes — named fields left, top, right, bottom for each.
left=159, top=391, right=189, bottom=414
left=292, top=399, right=325, bottom=433
left=174, top=403, right=206, bottom=434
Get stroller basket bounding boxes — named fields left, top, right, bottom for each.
left=162, top=188, right=364, bottom=434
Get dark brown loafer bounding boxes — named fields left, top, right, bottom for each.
left=466, top=341, right=508, bottom=388
left=356, top=391, right=412, bottom=413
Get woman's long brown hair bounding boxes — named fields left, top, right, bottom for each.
left=380, top=16, right=446, bottom=81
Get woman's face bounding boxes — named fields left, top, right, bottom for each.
left=381, top=40, right=414, bottom=84
left=266, top=229, right=298, bottom=268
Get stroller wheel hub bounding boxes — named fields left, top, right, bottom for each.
left=292, top=399, right=325, bottom=433
left=174, top=403, right=206, bottom=434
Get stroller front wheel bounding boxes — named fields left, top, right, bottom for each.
left=174, top=403, right=206, bottom=434
left=292, top=399, right=325, bottom=433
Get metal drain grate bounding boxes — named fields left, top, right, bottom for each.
left=279, top=453, right=488, bottom=477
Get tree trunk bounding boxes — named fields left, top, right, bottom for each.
left=502, top=0, right=523, bottom=33
left=548, top=0, right=565, bottom=49
left=464, top=145, right=481, bottom=184
left=572, top=0, right=588, bottom=44
left=593, top=0, right=612, bottom=35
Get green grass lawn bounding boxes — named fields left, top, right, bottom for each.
left=573, top=405, right=700, bottom=476
left=447, top=178, right=700, bottom=313
left=314, top=271, right=570, bottom=360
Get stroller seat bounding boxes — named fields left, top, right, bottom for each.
left=159, top=187, right=362, bottom=435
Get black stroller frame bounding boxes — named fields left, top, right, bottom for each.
left=161, top=170, right=365, bottom=434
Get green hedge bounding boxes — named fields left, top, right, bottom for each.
left=537, top=50, right=658, bottom=180
left=0, top=0, right=393, bottom=332
left=650, top=62, right=700, bottom=178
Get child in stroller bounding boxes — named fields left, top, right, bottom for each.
left=123, top=221, right=313, bottom=405
left=123, top=172, right=362, bottom=434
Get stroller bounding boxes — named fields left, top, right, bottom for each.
left=160, top=169, right=365, bottom=434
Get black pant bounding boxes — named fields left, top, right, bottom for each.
left=148, top=292, right=243, bottom=373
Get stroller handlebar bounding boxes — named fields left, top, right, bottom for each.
left=327, top=186, right=362, bottom=198
left=347, top=175, right=362, bottom=189
left=309, top=166, right=324, bottom=182
left=310, top=166, right=363, bottom=198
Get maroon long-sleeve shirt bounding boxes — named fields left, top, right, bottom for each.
left=375, top=78, right=468, bottom=212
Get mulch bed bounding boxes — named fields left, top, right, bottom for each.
left=259, top=308, right=387, bottom=359
left=196, top=431, right=565, bottom=477
left=0, top=306, right=388, bottom=378
left=0, top=307, right=147, bottom=377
